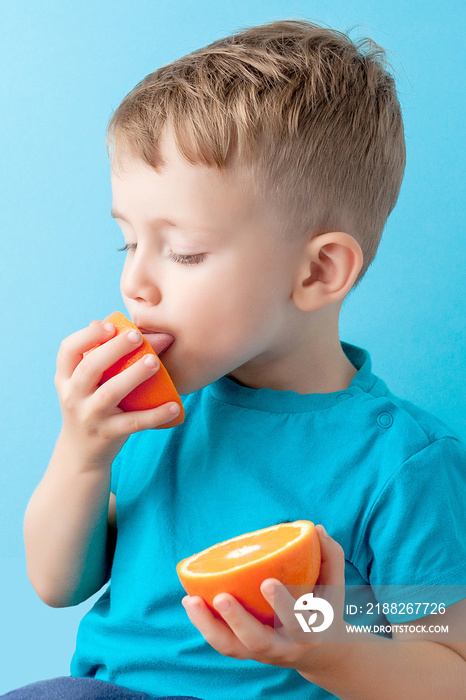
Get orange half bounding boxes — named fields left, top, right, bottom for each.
left=177, top=520, right=321, bottom=625
left=89, top=312, right=184, bottom=428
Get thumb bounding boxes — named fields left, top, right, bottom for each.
left=315, top=524, right=345, bottom=586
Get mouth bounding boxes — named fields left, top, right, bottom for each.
left=138, top=328, right=175, bottom=357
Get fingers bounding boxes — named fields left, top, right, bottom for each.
left=72, top=326, right=148, bottom=395
left=93, top=351, right=159, bottom=407
left=212, top=593, right=276, bottom=656
left=56, top=321, right=116, bottom=382
left=182, top=585, right=330, bottom=671
left=182, top=596, right=248, bottom=659
left=55, top=319, right=182, bottom=447
left=181, top=533, right=348, bottom=669
left=110, top=401, right=181, bottom=434
left=67, top=327, right=180, bottom=425
left=182, top=594, right=275, bottom=661
left=312, top=525, right=346, bottom=629
left=260, top=579, right=301, bottom=630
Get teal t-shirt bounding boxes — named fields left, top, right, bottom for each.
left=71, top=343, right=466, bottom=699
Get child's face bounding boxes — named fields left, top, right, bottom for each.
left=111, top=129, right=301, bottom=394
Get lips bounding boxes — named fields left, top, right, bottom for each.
left=138, top=329, right=175, bottom=357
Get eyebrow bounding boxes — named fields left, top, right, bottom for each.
left=110, top=209, right=218, bottom=235
left=111, top=208, right=174, bottom=226
left=110, top=208, right=134, bottom=222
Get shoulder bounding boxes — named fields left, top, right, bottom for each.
left=351, top=344, right=464, bottom=466
left=380, top=389, right=462, bottom=447
left=346, top=359, right=466, bottom=582
left=340, top=343, right=463, bottom=463
left=351, top=393, right=466, bottom=585
left=360, top=384, right=465, bottom=491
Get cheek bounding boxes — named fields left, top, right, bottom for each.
left=178, top=268, right=280, bottom=352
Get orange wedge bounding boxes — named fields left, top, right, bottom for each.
left=89, top=312, right=184, bottom=428
left=177, top=520, right=321, bottom=626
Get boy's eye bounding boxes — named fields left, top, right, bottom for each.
left=117, top=244, right=206, bottom=266
left=168, top=250, right=207, bottom=265
left=117, top=243, right=136, bottom=253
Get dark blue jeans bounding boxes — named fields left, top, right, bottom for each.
left=0, top=677, right=203, bottom=699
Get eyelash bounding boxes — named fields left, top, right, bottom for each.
left=117, top=243, right=207, bottom=266
left=117, top=243, right=136, bottom=253
left=168, top=251, right=207, bottom=265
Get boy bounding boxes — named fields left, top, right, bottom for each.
left=9, top=18, right=466, bottom=700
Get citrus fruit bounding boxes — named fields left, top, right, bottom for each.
left=90, top=311, right=184, bottom=428
left=177, top=520, right=321, bottom=626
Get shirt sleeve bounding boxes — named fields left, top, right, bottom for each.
left=353, top=436, right=466, bottom=620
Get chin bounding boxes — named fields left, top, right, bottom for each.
left=167, top=363, right=222, bottom=396
left=175, top=376, right=213, bottom=396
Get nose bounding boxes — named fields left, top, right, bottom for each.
left=120, top=249, right=162, bottom=306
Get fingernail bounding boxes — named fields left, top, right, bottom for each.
left=183, top=598, right=201, bottom=614
left=214, top=598, right=231, bottom=612
left=144, top=355, right=158, bottom=369
left=103, top=322, right=114, bottom=332
left=128, top=329, right=141, bottom=343
left=262, top=581, right=276, bottom=596
left=169, top=403, right=180, bottom=416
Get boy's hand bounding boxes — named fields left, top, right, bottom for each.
left=55, top=320, right=179, bottom=464
left=181, top=525, right=347, bottom=679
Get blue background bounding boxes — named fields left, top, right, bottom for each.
left=1, top=0, right=464, bottom=692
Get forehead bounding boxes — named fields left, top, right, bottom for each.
left=110, top=129, right=257, bottom=229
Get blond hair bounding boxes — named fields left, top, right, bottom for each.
left=107, top=19, right=406, bottom=282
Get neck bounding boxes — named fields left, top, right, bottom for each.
left=228, top=307, right=357, bottom=394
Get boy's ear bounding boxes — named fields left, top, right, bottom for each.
left=291, top=232, right=363, bottom=311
